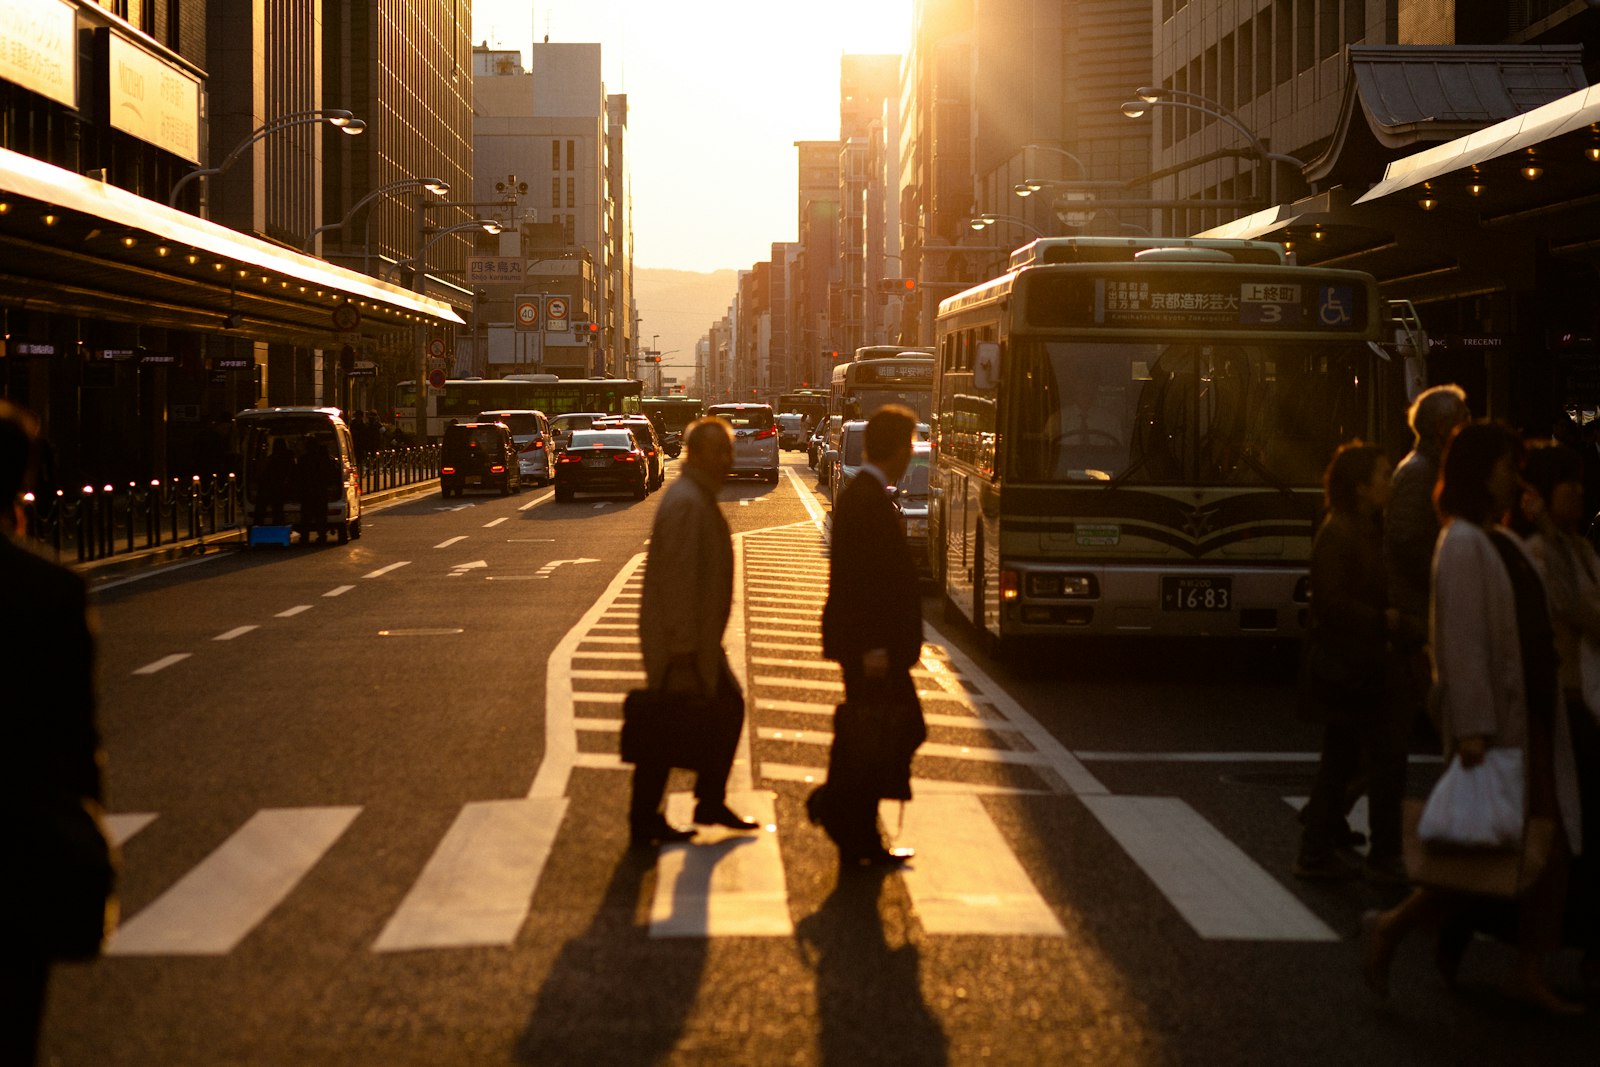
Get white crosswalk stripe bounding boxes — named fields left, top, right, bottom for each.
left=108, top=807, right=361, bottom=956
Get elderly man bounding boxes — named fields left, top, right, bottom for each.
left=631, top=416, right=760, bottom=847
left=1386, top=384, right=1470, bottom=633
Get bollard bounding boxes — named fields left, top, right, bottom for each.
left=169, top=478, right=180, bottom=542
left=76, top=486, right=93, bottom=562
left=101, top=484, right=115, bottom=558
left=52, top=490, right=65, bottom=556
left=226, top=473, right=238, bottom=528
left=188, top=475, right=201, bottom=540
left=125, top=482, right=137, bottom=553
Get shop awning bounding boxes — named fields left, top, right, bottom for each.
left=1354, top=82, right=1600, bottom=204
left=0, top=145, right=464, bottom=346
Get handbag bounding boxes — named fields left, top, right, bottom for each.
left=20, top=797, right=119, bottom=960
left=1403, top=799, right=1554, bottom=899
left=1580, top=636, right=1600, bottom=720
left=826, top=698, right=927, bottom=802
left=1415, top=748, right=1524, bottom=850
left=619, top=687, right=715, bottom=771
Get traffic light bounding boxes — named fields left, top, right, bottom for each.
left=823, top=349, right=840, bottom=361
left=641, top=354, right=661, bottom=363
left=877, top=277, right=917, bottom=294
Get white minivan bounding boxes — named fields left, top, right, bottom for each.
left=235, top=407, right=362, bottom=545
left=705, top=403, right=780, bottom=484
left=477, top=408, right=554, bottom=486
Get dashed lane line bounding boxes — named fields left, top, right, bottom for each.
left=482, top=517, right=508, bottom=528
left=435, top=535, right=468, bottom=549
left=132, top=653, right=191, bottom=675
left=213, top=626, right=257, bottom=641
left=324, top=585, right=354, bottom=597
left=275, top=605, right=312, bottom=618
left=362, top=561, right=411, bottom=578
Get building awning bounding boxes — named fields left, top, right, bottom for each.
left=1355, top=81, right=1600, bottom=204
left=0, top=145, right=464, bottom=346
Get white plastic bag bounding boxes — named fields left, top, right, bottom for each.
left=1416, top=747, right=1524, bottom=850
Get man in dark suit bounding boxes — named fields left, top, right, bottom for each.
left=1, top=401, right=108, bottom=1064
left=818, top=405, right=925, bottom=868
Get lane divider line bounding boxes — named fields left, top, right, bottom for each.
left=363, top=561, right=411, bottom=579
left=275, top=605, right=312, bottom=618
left=132, top=653, right=190, bottom=675
left=323, top=585, right=354, bottom=597
left=213, top=626, right=258, bottom=641
left=435, top=536, right=468, bottom=549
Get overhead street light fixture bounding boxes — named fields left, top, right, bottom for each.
left=305, top=176, right=450, bottom=255
left=1120, top=89, right=1304, bottom=205
left=169, top=108, right=367, bottom=210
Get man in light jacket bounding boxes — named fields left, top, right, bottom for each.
left=632, top=417, right=760, bottom=847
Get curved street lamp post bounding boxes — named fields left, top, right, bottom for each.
left=301, top=176, right=450, bottom=262
left=169, top=108, right=366, bottom=210
left=1120, top=88, right=1304, bottom=206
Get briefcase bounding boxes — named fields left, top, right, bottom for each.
left=620, top=688, right=714, bottom=771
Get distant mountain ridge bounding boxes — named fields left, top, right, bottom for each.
left=632, top=267, right=738, bottom=385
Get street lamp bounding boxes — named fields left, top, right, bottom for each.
left=381, top=219, right=503, bottom=282
left=968, top=214, right=1045, bottom=237
left=302, top=176, right=450, bottom=259
left=1120, top=88, right=1304, bottom=205
left=169, top=108, right=366, bottom=209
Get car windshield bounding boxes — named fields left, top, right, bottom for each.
left=1006, top=338, right=1372, bottom=487
left=568, top=430, right=634, bottom=449
left=710, top=407, right=773, bottom=430
left=896, top=456, right=930, bottom=496
left=842, top=430, right=865, bottom=466
left=480, top=412, right=539, bottom=436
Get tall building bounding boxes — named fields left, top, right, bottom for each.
left=472, top=41, right=634, bottom=377
left=768, top=241, right=801, bottom=390
left=794, top=139, right=840, bottom=388
left=839, top=54, right=901, bottom=357
left=0, top=0, right=461, bottom=485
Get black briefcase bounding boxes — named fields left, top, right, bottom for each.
left=620, top=688, right=713, bottom=771
left=827, top=699, right=927, bottom=801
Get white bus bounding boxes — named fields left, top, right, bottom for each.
left=931, top=237, right=1406, bottom=646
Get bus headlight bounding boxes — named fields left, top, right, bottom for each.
left=1026, top=573, right=1098, bottom=598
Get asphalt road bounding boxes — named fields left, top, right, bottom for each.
left=39, top=449, right=1598, bottom=1065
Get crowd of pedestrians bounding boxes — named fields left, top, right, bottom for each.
left=1294, top=384, right=1600, bottom=1014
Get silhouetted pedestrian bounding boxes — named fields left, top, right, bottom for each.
left=253, top=438, right=295, bottom=526
left=1, top=400, right=114, bottom=1065
left=295, top=439, right=336, bottom=544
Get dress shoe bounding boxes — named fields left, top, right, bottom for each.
left=1504, top=977, right=1586, bottom=1016
left=692, top=802, right=760, bottom=831
left=630, top=819, right=694, bottom=848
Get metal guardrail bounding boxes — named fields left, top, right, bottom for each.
left=23, top=445, right=440, bottom=565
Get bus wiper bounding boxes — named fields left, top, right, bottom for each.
left=1238, top=446, right=1295, bottom=495
left=1107, top=451, right=1149, bottom=490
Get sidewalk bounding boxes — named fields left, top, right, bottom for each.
left=71, top=479, right=440, bottom=583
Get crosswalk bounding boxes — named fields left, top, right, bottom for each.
left=102, top=521, right=1350, bottom=958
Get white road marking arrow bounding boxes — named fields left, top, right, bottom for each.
left=449, top=560, right=489, bottom=577
left=533, top=557, right=601, bottom=579
left=435, top=503, right=476, bottom=512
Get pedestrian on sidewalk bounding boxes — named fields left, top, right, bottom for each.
left=1362, top=421, right=1584, bottom=1014
left=1, top=400, right=114, bottom=1065
left=1386, top=385, right=1470, bottom=738
left=814, top=405, right=927, bottom=869
left=1517, top=441, right=1600, bottom=994
left=630, top=416, right=759, bottom=848
left=1295, top=441, right=1410, bottom=882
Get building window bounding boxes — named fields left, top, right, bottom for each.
left=1319, top=0, right=1340, bottom=59
left=566, top=140, right=575, bottom=171
left=1256, top=8, right=1274, bottom=96
left=1297, top=0, right=1315, bottom=73
left=552, top=177, right=560, bottom=208
left=552, top=140, right=561, bottom=170
left=563, top=215, right=575, bottom=244
left=1276, top=0, right=1294, bottom=85
left=566, top=176, right=575, bottom=207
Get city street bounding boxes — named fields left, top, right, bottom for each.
left=42, top=450, right=1596, bottom=1065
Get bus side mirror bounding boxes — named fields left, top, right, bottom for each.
left=974, top=342, right=1000, bottom=391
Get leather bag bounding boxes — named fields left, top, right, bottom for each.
left=826, top=698, right=927, bottom=802
left=619, top=688, right=715, bottom=771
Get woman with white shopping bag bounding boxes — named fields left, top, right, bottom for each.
left=1520, top=441, right=1600, bottom=995
left=1361, top=421, right=1584, bottom=1014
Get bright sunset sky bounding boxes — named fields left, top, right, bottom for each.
left=474, top=1, right=915, bottom=274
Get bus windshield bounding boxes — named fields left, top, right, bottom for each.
left=1008, top=339, right=1369, bottom=487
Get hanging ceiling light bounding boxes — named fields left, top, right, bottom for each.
left=1520, top=149, right=1543, bottom=181
left=1417, top=182, right=1439, bottom=211
left=1466, top=167, right=1485, bottom=197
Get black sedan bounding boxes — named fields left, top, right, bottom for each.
left=553, top=429, right=650, bottom=502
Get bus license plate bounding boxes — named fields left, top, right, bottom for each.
left=1161, top=575, right=1232, bottom=611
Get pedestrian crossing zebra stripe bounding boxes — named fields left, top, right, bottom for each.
left=106, top=806, right=361, bottom=957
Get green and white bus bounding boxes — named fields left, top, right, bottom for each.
left=930, top=237, right=1405, bottom=645
left=396, top=376, right=642, bottom=439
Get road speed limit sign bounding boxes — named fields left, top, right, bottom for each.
left=514, top=295, right=540, bottom=330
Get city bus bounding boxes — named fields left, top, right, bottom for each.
left=396, top=376, right=642, bottom=438
left=639, top=395, right=705, bottom=457
left=930, top=236, right=1406, bottom=645
left=776, top=388, right=830, bottom=428
left=830, top=353, right=935, bottom=422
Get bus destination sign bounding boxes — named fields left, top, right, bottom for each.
left=1028, top=275, right=1363, bottom=332
left=853, top=361, right=934, bottom=384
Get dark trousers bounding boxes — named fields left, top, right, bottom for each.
left=821, top=667, right=918, bottom=861
left=1301, top=685, right=1408, bottom=862
left=1, top=952, right=47, bottom=1066
left=628, top=663, right=743, bottom=830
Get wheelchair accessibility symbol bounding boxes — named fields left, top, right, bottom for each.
left=1318, top=286, right=1354, bottom=326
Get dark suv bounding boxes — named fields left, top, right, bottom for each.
left=440, top=421, right=522, bottom=497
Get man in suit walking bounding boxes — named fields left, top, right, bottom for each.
left=631, top=417, right=760, bottom=848
left=818, top=405, right=926, bottom=867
